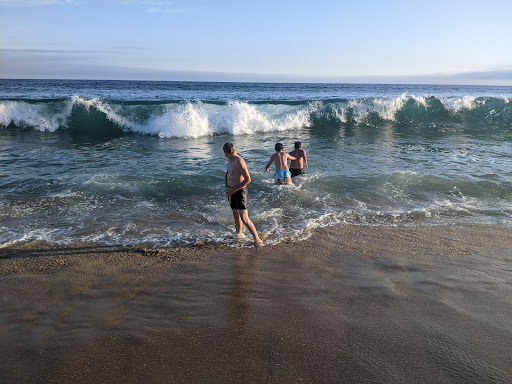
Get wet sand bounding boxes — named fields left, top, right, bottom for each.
left=1, top=224, right=512, bottom=383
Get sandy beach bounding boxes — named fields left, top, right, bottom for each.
left=1, top=224, right=512, bottom=383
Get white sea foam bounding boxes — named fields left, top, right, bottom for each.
left=329, top=94, right=409, bottom=124
left=2, top=94, right=510, bottom=136
left=439, top=96, right=477, bottom=111
left=0, top=96, right=315, bottom=137
left=370, top=93, right=409, bottom=121
left=0, top=229, right=60, bottom=248
left=134, top=100, right=312, bottom=138
left=71, top=95, right=132, bottom=128
left=0, top=100, right=73, bottom=131
left=0, top=96, right=129, bottom=132
left=410, top=95, right=428, bottom=107
left=143, top=101, right=212, bottom=138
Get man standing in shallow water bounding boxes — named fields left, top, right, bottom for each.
left=289, top=141, right=308, bottom=177
left=224, top=142, right=263, bottom=246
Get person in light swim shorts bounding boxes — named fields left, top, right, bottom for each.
left=224, top=142, right=263, bottom=246
left=289, top=141, right=308, bottom=177
left=265, top=143, right=296, bottom=184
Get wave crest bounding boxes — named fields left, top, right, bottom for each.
left=1, top=95, right=510, bottom=138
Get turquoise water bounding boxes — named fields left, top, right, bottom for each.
left=1, top=80, right=511, bottom=246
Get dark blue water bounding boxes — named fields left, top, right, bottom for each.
left=1, top=80, right=511, bottom=247
left=1, top=79, right=511, bottom=101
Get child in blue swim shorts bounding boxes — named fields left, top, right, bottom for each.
left=265, top=143, right=296, bottom=185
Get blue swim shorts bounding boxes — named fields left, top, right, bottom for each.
left=274, top=169, right=292, bottom=184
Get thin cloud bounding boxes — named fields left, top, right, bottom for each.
left=1, top=48, right=102, bottom=54
left=451, top=68, right=512, bottom=81
left=0, top=0, right=81, bottom=6
left=1, top=49, right=511, bottom=85
left=118, top=0, right=182, bottom=14
left=142, top=0, right=175, bottom=6
left=143, top=1, right=183, bottom=14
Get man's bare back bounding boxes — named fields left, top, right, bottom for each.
left=289, top=148, right=307, bottom=169
left=265, top=143, right=296, bottom=173
left=266, top=151, right=294, bottom=171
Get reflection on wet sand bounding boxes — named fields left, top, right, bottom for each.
left=229, top=254, right=257, bottom=334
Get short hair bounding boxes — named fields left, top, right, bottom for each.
left=275, top=143, right=284, bottom=151
left=294, top=141, right=301, bottom=149
left=223, top=142, right=236, bottom=154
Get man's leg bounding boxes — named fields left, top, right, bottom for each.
left=232, top=209, right=243, bottom=235
left=238, top=209, right=263, bottom=244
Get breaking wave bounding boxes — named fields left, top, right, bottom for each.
left=1, top=94, right=511, bottom=138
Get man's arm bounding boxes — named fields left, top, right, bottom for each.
left=265, top=154, right=274, bottom=172
left=303, top=150, right=308, bottom=168
left=287, top=153, right=297, bottom=161
left=238, top=158, right=251, bottom=188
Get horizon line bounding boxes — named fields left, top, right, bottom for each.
left=1, top=77, right=512, bottom=88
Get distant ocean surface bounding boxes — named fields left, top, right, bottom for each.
left=1, top=79, right=511, bottom=247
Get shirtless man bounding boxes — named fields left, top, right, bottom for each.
left=265, top=143, right=296, bottom=184
left=224, top=142, right=263, bottom=246
left=289, top=141, right=308, bottom=177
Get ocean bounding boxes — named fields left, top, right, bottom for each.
left=1, top=79, right=511, bottom=247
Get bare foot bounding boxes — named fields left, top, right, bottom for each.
left=258, top=232, right=269, bottom=241
left=254, top=239, right=264, bottom=247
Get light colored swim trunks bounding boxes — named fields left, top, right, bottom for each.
left=274, top=169, right=292, bottom=184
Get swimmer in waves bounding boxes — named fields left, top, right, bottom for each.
left=265, top=142, right=296, bottom=185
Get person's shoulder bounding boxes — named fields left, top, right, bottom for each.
left=237, top=156, right=247, bottom=166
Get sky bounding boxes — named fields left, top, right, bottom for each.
left=1, top=0, right=511, bottom=84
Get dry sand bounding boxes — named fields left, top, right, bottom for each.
left=1, top=224, right=512, bottom=383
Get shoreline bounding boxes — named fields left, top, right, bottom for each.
left=2, top=223, right=512, bottom=383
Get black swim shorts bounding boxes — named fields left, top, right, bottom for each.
left=228, top=187, right=248, bottom=210
left=290, top=168, right=305, bottom=178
